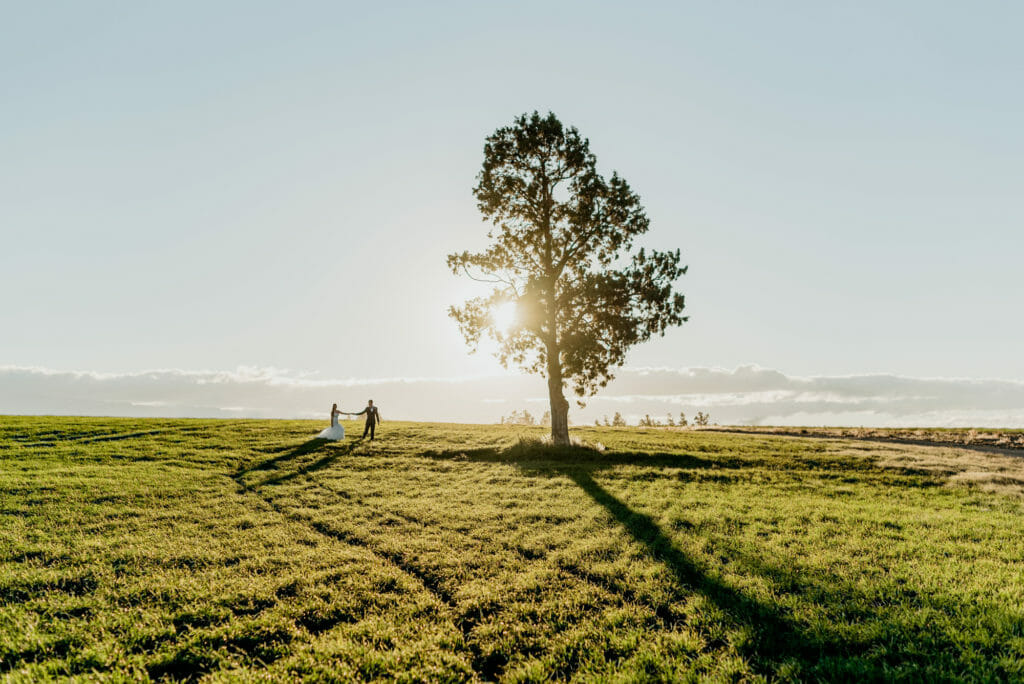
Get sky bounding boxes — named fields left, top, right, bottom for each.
left=3, top=2, right=1023, bottom=425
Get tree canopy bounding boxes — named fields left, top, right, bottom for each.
left=448, top=111, right=687, bottom=443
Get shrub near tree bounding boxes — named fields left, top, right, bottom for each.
left=448, top=112, right=687, bottom=445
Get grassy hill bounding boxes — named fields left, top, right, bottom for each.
left=2, top=417, right=1023, bottom=681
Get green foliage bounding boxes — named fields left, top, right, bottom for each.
left=448, top=111, right=687, bottom=444
left=2, top=416, right=1024, bottom=681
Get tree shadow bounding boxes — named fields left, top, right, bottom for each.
left=422, top=440, right=985, bottom=677
left=573, top=466, right=1022, bottom=677
left=561, top=466, right=852, bottom=674
left=231, top=436, right=1009, bottom=677
left=421, top=441, right=744, bottom=472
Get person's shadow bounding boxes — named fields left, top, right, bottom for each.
left=234, top=438, right=358, bottom=490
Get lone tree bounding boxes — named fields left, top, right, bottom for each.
left=448, top=112, right=687, bottom=445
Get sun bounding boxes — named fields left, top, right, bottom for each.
left=491, top=301, right=518, bottom=333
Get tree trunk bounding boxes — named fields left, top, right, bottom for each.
left=546, top=346, right=570, bottom=445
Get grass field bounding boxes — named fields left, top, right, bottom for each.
left=2, top=417, right=1024, bottom=682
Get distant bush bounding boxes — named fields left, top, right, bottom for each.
left=500, top=410, right=536, bottom=426
left=627, top=410, right=710, bottom=428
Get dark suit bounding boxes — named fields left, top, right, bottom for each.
left=355, top=406, right=380, bottom=439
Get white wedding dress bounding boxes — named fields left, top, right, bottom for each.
left=318, top=410, right=345, bottom=440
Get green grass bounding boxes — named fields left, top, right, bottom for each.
left=2, top=417, right=1023, bottom=682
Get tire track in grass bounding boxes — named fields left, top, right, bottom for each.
left=290, top=477, right=668, bottom=680
left=15, top=423, right=251, bottom=448
left=17, top=427, right=187, bottom=448
left=228, top=468, right=490, bottom=680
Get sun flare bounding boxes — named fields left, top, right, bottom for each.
left=491, top=301, right=518, bottom=333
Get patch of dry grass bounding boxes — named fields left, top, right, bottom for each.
left=712, top=425, right=1024, bottom=450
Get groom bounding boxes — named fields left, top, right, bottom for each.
left=353, top=399, right=382, bottom=440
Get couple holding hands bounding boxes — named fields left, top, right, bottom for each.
left=318, top=400, right=381, bottom=441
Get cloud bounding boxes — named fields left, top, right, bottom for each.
left=1, top=364, right=1023, bottom=427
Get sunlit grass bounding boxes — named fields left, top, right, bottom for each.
left=2, top=417, right=1023, bottom=680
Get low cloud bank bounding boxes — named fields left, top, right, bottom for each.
left=2, top=365, right=1023, bottom=428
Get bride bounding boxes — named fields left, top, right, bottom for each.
left=317, top=403, right=348, bottom=440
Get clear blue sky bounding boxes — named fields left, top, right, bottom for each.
left=4, top=1, right=1022, bottom=386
